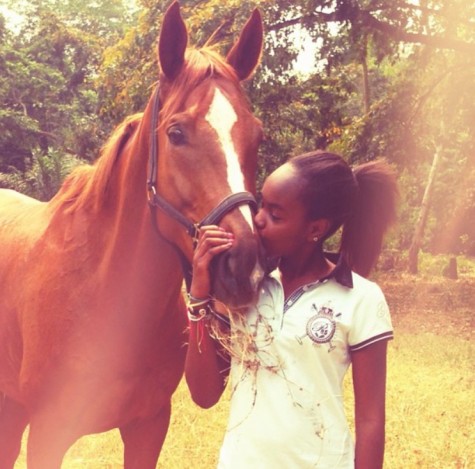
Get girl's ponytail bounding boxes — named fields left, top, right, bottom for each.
left=341, top=159, right=399, bottom=277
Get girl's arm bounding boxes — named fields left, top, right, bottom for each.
left=351, top=340, right=388, bottom=469
left=184, top=226, right=234, bottom=409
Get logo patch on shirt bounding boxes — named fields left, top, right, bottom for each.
left=306, top=305, right=337, bottom=346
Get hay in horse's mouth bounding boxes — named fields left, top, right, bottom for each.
left=208, top=300, right=283, bottom=378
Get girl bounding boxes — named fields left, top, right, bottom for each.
left=185, top=151, right=398, bottom=469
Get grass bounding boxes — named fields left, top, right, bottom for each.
left=384, top=333, right=474, bottom=469
left=417, top=251, right=475, bottom=278
left=14, top=270, right=475, bottom=468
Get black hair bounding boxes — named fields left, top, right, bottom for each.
left=290, top=151, right=398, bottom=277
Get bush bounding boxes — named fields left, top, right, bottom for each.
left=0, top=150, right=84, bottom=201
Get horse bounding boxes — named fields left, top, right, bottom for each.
left=0, top=2, right=264, bottom=467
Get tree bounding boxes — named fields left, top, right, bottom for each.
left=408, top=144, right=442, bottom=273
left=95, top=0, right=475, bottom=258
left=0, top=0, right=135, bottom=197
left=1, top=0, right=474, bottom=255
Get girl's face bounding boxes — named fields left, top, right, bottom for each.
left=254, top=163, right=315, bottom=259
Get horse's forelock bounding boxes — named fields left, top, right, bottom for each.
left=161, top=47, right=245, bottom=116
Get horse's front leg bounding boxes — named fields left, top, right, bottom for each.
left=0, top=395, right=29, bottom=468
left=120, top=400, right=171, bottom=469
left=27, top=407, right=79, bottom=469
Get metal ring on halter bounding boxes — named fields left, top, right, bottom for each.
left=147, top=184, right=157, bottom=203
left=190, top=223, right=200, bottom=248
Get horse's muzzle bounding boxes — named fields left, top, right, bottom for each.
left=210, top=236, right=264, bottom=310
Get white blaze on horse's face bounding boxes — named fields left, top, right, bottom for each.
left=205, top=87, right=254, bottom=231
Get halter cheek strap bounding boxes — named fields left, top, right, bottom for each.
left=147, top=184, right=199, bottom=239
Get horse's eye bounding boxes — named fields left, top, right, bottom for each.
left=167, top=125, right=186, bottom=146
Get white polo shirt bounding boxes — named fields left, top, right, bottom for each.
left=218, top=256, right=393, bottom=469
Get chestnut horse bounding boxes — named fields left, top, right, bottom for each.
left=0, top=2, right=264, bottom=467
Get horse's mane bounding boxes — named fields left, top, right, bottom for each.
left=50, top=46, right=245, bottom=214
left=49, top=113, right=142, bottom=213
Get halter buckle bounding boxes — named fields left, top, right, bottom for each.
left=190, top=223, right=201, bottom=248
left=147, top=184, right=157, bottom=204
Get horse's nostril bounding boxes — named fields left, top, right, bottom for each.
left=209, top=232, right=265, bottom=308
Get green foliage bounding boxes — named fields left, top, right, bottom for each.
left=416, top=252, right=475, bottom=278
left=0, top=149, right=84, bottom=201
left=252, top=71, right=352, bottom=187
left=0, top=0, right=134, bottom=173
left=1, top=0, right=474, bottom=259
left=0, top=108, right=39, bottom=171
left=96, top=16, right=158, bottom=129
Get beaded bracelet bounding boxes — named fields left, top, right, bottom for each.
left=186, top=291, right=211, bottom=322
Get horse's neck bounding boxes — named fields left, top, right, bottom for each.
left=59, top=117, right=184, bottom=290
left=98, top=122, right=176, bottom=269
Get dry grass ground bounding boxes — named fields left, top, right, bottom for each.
left=14, top=273, right=475, bottom=468
left=378, top=274, right=474, bottom=469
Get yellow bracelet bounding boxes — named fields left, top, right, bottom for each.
left=187, top=293, right=209, bottom=304
left=187, top=299, right=209, bottom=309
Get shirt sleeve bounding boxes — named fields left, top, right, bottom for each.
left=348, top=280, right=393, bottom=352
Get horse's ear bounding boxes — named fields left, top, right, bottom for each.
left=226, top=9, right=264, bottom=81
left=158, top=1, right=188, bottom=80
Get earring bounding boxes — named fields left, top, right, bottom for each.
left=313, top=236, right=319, bottom=242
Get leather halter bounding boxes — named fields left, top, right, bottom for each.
left=146, top=86, right=257, bottom=244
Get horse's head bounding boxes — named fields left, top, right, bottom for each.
left=149, top=2, right=265, bottom=308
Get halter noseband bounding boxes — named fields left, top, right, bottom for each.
left=146, top=87, right=257, bottom=243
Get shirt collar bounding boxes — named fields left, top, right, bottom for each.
left=267, top=252, right=353, bottom=289
left=322, top=252, right=353, bottom=288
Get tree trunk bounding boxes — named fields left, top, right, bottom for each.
left=408, top=146, right=442, bottom=273
left=361, top=57, right=370, bottom=114
left=361, top=41, right=370, bottom=114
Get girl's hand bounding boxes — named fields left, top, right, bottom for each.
left=190, top=225, right=234, bottom=300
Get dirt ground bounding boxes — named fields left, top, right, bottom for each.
left=377, top=273, right=474, bottom=340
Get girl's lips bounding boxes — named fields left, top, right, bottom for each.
left=257, top=235, right=268, bottom=248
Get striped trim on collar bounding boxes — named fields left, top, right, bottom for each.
left=269, top=253, right=353, bottom=314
